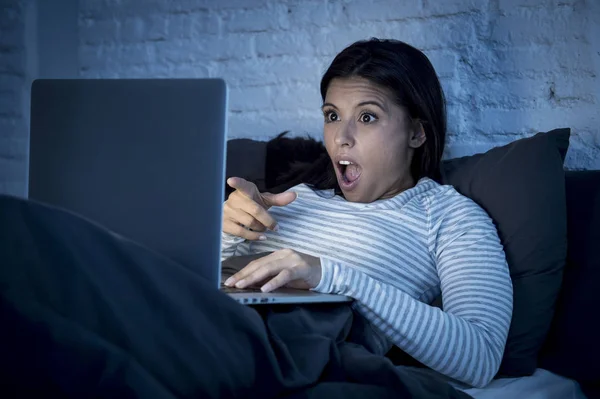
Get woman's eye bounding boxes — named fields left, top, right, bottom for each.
left=325, top=111, right=339, bottom=122
left=360, top=113, right=377, bottom=123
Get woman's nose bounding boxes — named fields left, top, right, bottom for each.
left=334, top=121, right=355, bottom=147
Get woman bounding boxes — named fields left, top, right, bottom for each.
left=222, top=38, right=513, bottom=389
left=0, top=39, right=510, bottom=398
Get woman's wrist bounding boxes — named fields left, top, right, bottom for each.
left=311, top=257, right=337, bottom=293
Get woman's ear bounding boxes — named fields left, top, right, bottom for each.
left=409, top=121, right=427, bottom=149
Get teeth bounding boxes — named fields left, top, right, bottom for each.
left=339, top=160, right=353, bottom=165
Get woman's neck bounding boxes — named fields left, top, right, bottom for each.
left=378, top=175, right=417, bottom=200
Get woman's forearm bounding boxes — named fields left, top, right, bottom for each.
left=314, top=256, right=512, bottom=388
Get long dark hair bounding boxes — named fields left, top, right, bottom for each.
left=274, top=38, right=447, bottom=196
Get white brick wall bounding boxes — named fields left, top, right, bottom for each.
left=75, top=0, right=600, bottom=168
left=0, top=0, right=34, bottom=196
left=0, top=0, right=599, bottom=195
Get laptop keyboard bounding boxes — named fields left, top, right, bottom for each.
left=220, top=284, right=264, bottom=294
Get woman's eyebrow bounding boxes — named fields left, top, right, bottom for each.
left=321, top=101, right=387, bottom=112
left=357, top=100, right=387, bottom=112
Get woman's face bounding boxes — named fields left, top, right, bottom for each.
left=322, top=77, right=426, bottom=203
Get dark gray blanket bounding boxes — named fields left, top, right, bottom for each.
left=0, top=194, right=471, bottom=398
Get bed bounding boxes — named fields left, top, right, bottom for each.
left=405, top=367, right=589, bottom=398
left=464, top=369, right=587, bottom=398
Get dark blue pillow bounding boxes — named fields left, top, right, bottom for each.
left=441, top=128, right=570, bottom=377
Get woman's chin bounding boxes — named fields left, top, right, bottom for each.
left=339, top=176, right=372, bottom=203
left=339, top=175, right=361, bottom=192
left=335, top=167, right=368, bottom=202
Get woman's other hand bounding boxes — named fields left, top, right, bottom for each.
left=223, top=177, right=297, bottom=241
left=223, top=249, right=322, bottom=292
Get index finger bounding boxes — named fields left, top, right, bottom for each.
left=227, top=177, right=256, bottom=199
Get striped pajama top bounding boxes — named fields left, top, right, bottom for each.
left=221, top=177, right=513, bottom=388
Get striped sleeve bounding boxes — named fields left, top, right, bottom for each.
left=220, top=232, right=250, bottom=261
left=313, top=196, right=513, bottom=388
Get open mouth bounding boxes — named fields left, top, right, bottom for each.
left=335, top=159, right=362, bottom=191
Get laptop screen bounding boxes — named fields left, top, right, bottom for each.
left=28, top=78, right=228, bottom=282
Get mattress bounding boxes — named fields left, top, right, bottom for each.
left=398, top=367, right=587, bottom=399
left=458, top=368, right=587, bottom=399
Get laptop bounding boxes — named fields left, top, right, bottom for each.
left=28, top=78, right=351, bottom=306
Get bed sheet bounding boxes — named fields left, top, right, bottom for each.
left=459, top=368, right=587, bottom=399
